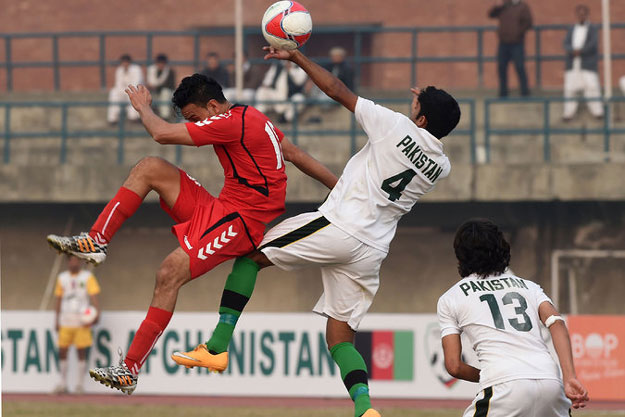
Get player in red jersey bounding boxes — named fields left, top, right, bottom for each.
left=47, top=74, right=337, bottom=394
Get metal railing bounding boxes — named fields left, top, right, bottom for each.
left=484, top=97, right=625, bottom=163
left=1, top=24, right=624, bottom=91
left=0, top=98, right=476, bottom=164
left=3, top=97, right=624, bottom=165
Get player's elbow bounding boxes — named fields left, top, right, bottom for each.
left=153, top=130, right=175, bottom=145
left=444, top=358, right=462, bottom=378
left=153, top=134, right=168, bottom=144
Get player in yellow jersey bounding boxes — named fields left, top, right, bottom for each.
left=53, top=255, right=100, bottom=394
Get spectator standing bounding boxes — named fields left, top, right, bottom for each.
left=107, top=54, right=143, bottom=124
left=489, top=0, right=533, bottom=97
left=222, top=53, right=265, bottom=103
left=563, top=5, right=603, bottom=121
left=53, top=255, right=101, bottom=394
left=147, top=54, right=176, bottom=120
left=255, top=61, right=308, bottom=123
left=200, top=52, right=230, bottom=88
left=620, top=75, right=625, bottom=96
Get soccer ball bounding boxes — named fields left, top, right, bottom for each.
left=261, top=1, right=312, bottom=50
left=80, top=306, right=98, bottom=326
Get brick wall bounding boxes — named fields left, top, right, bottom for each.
left=1, top=0, right=624, bottom=91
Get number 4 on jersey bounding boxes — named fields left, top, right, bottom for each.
left=381, top=169, right=417, bottom=201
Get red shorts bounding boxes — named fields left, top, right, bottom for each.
left=160, top=170, right=265, bottom=278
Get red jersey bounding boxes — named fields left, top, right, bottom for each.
left=185, top=105, right=287, bottom=224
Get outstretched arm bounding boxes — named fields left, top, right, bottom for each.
left=125, top=85, right=194, bottom=146
left=539, top=301, right=589, bottom=409
left=441, top=334, right=480, bottom=383
left=281, top=138, right=337, bottom=190
left=263, top=47, right=358, bottom=113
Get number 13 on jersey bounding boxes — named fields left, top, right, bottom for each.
left=480, top=292, right=533, bottom=332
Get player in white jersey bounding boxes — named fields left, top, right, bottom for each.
left=437, top=219, right=589, bottom=417
left=172, top=46, right=460, bottom=417
left=54, top=255, right=101, bottom=394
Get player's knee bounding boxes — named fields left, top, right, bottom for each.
left=132, top=156, right=167, bottom=181
left=154, top=263, right=185, bottom=294
left=325, top=331, right=340, bottom=349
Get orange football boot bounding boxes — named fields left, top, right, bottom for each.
left=171, top=344, right=228, bottom=373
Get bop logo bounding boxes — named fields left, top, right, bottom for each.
left=567, top=315, right=625, bottom=400
left=572, top=332, right=619, bottom=359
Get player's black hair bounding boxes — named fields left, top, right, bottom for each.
left=155, top=53, right=168, bottom=63
left=453, top=218, right=511, bottom=278
left=120, top=54, right=132, bottom=62
left=172, top=74, right=227, bottom=112
left=417, top=86, right=461, bottom=139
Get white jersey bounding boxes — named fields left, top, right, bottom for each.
left=55, top=270, right=100, bottom=327
left=437, top=272, right=561, bottom=389
left=319, top=97, right=451, bottom=253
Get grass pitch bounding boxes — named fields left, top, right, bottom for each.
left=3, top=402, right=625, bottom=417
left=2, top=403, right=456, bottom=417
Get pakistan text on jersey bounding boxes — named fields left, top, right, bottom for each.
left=396, top=135, right=443, bottom=182
left=460, top=277, right=529, bottom=297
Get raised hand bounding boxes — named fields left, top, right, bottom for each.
left=263, top=46, right=297, bottom=61
left=125, top=84, right=152, bottom=112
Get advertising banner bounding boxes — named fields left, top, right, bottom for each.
left=567, top=315, right=625, bottom=401
left=1, top=311, right=482, bottom=398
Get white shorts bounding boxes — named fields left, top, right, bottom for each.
left=260, top=211, right=387, bottom=330
left=463, top=379, right=571, bottom=417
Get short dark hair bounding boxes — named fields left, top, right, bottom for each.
left=172, top=74, right=226, bottom=111
left=417, top=86, right=461, bottom=139
left=155, top=53, right=168, bottom=63
left=120, top=54, right=132, bottom=62
left=453, top=218, right=511, bottom=278
left=207, top=52, right=219, bottom=59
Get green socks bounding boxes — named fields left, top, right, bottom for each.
left=206, top=257, right=260, bottom=354
left=330, top=342, right=372, bottom=417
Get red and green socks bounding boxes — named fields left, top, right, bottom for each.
left=331, top=342, right=373, bottom=417
left=205, top=257, right=260, bottom=354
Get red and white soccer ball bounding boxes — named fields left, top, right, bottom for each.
left=80, top=305, right=98, bottom=326
left=262, top=1, right=312, bottom=50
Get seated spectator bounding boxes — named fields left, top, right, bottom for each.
left=200, top=52, right=230, bottom=88
left=327, top=46, right=354, bottom=90
left=107, top=54, right=143, bottom=124
left=563, top=4, right=603, bottom=121
left=146, top=53, right=176, bottom=120
left=255, top=61, right=307, bottom=123
left=222, top=52, right=265, bottom=103
left=310, top=46, right=355, bottom=108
